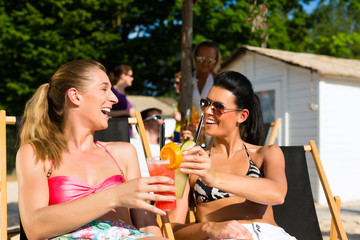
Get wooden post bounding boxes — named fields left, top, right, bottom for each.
left=179, top=0, right=193, bottom=119
left=0, top=110, right=8, bottom=240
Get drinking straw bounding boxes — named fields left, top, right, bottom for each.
left=160, top=122, right=165, bottom=149
left=194, top=114, right=204, bottom=144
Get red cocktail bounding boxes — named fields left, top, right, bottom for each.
left=147, top=157, right=176, bottom=211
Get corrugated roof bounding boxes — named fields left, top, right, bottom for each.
left=127, top=95, right=176, bottom=117
left=222, top=45, right=360, bottom=79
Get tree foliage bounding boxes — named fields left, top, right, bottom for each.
left=305, top=0, right=360, bottom=58
left=0, top=0, right=358, bottom=116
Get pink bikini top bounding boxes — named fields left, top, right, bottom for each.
left=48, top=141, right=125, bottom=205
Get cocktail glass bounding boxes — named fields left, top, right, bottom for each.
left=146, top=156, right=176, bottom=211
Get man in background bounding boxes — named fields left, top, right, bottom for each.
left=130, top=108, right=164, bottom=177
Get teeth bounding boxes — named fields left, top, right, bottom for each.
left=101, top=108, right=110, bottom=114
left=206, top=119, right=216, bottom=124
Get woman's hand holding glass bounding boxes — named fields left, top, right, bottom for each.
left=112, top=176, right=176, bottom=216
left=179, top=145, right=216, bottom=186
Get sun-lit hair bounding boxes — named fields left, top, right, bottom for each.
left=192, top=40, right=222, bottom=73
left=19, top=60, right=106, bottom=168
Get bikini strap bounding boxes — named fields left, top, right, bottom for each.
left=95, top=141, right=124, bottom=175
left=243, top=143, right=253, bottom=162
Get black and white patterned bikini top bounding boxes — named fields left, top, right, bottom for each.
left=194, top=143, right=264, bottom=205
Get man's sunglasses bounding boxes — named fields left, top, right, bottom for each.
left=144, top=115, right=163, bottom=121
left=200, top=98, right=242, bottom=116
left=196, top=56, right=217, bottom=65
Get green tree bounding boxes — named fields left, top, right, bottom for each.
left=306, top=0, right=360, bottom=58
left=0, top=0, right=135, bottom=115
left=191, top=0, right=313, bottom=57
left=1, top=0, right=357, bottom=117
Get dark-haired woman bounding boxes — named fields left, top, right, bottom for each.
left=169, top=71, right=296, bottom=240
left=16, top=60, right=174, bottom=239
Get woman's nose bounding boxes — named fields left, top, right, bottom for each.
left=203, top=104, right=213, bottom=116
left=109, top=91, right=118, bottom=104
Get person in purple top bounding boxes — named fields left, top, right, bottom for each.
left=108, top=65, right=136, bottom=136
left=108, top=64, right=136, bottom=118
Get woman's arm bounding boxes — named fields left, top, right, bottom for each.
left=180, top=145, right=287, bottom=205
left=172, top=220, right=253, bottom=240
left=17, top=143, right=175, bottom=240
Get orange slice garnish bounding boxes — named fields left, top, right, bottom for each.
left=160, top=142, right=182, bottom=169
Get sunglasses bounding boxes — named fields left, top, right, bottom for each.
left=144, top=115, right=163, bottom=121
left=174, top=81, right=180, bottom=85
left=196, top=56, right=217, bottom=65
left=200, top=98, right=242, bottom=116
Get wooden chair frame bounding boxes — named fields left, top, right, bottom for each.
left=305, top=140, right=347, bottom=240
left=129, top=112, right=175, bottom=240
left=1, top=110, right=20, bottom=240
left=267, top=118, right=281, bottom=145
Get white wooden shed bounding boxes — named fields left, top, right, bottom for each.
left=222, top=45, right=360, bottom=204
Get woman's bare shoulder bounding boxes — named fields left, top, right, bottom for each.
left=97, top=141, right=137, bottom=164
left=97, top=141, right=135, bottom=153
left=16, top=143, right=49, bottom=176
left=16, top=143, right=37, bottom=164
left=244, top=143, right=284, bottom=164
left=245, top=143, right=281, bottom=154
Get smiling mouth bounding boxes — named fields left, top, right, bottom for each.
left=206, top=119, right=217, bottom=125
left=101, top=108, right=110, bottom=115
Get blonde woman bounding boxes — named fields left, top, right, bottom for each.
left=16, top=60, right=175, bottom=239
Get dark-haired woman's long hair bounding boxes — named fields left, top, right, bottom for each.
left=213, top=71, right=265, bottom=145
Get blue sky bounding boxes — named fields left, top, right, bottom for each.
left=300, top=0, right=325, bottom=14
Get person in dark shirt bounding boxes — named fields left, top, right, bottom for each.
left=108, top=64, right=136, bottom=118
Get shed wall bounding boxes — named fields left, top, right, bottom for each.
left=223, top=49, right=360, bottom=204
left=318, top=79, right=360, bottom=203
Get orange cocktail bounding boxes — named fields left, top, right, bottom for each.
left=147, top=157, right=176, bottom=211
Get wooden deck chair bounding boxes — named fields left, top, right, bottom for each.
left=274, top=140, right=347, bottom=240
left=95, top=112, right=175, bottom=240
left=0, top=110, right=21, bottom=240
left=264, top=118, right=281, bottom=145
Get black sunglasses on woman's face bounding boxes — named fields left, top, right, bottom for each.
left=200, top=98, right=242, bottom=116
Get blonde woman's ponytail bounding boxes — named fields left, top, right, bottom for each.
left=19, top=83, right=67, bottom=167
